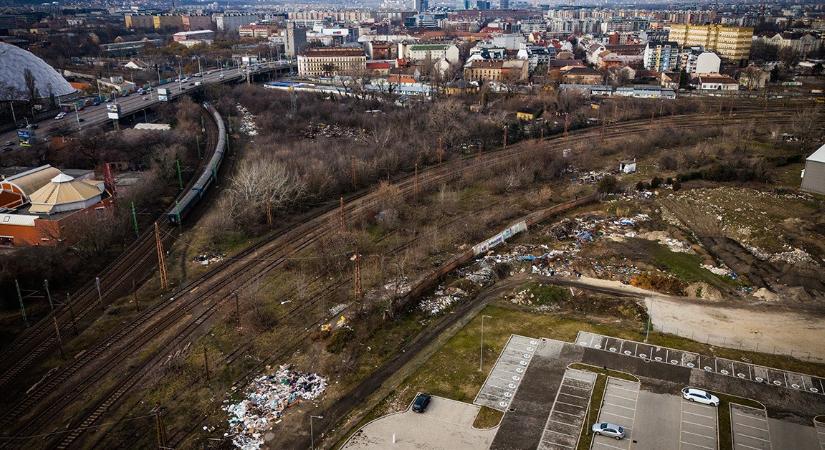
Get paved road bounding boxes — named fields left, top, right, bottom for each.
left=0, top=61, right=292, bottom=148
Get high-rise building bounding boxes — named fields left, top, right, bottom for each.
left=668, top=24, right=753, bottom=63
left=285, top=22, right=307, bottom=58
left=477, top=0, right=491, bottom=10
left=643, top=41, right=680, bottom=72
left=414, top=0, right=429, bottom=12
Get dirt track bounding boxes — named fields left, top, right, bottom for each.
left=547, top=276, right=825, bottom=363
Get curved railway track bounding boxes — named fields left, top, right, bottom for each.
left=0, top=106, right=221, bottom=396
left=0, top=104, right=812, bottom=448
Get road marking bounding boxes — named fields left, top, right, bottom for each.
left=734, top=443, right=764, bottom=450
left=547, top=419, right=579, bottom=427
left=603, top=402, right=635, bottom=411
left=683, top=410, right=715, bottom=420
left=680, top=441, right=715, bottom=450
left=594, top=441, right=627, bottom=450
left=734, top=422, right=768, bottom=431
left=556, top=400, right=586, bottom=408
left=605, top=393, right=637, bottom=401
left=682, top=430, right=715, bottom=439
left=683, top=420, right=714, bottom=429
left=601, top=411, right=634, bottom=421
left=559, top=392, right=588, bottom=400
left=737, top=433, right=770, bottom=442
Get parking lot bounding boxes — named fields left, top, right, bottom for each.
left=680, top=398, right=718, bottom=450
left=474, top=335, right=539, bottom=411
left=591, top=377, right=639, bottom=450
left=730, top=404, right=771, bottom=450
left=537, top=368, right=596, bottom=450
left=576, top=331, right=825, bottom=395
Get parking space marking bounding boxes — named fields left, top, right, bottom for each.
left=813, top=418, right=825, bottom=449
left=474, top=334, right=538, bottom=411
left=575, top=331, right=824, bottom=397
left=538, top=369, right=597, bottom=450
left=680, top=398, right=718, bottom=450
left=730, top=404, right=771, bottom=450
left=590, top=377, right=639, bottom=450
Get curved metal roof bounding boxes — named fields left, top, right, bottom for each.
left=0, top=42, right=76, bottom=101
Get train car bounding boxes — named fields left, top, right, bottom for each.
left=167, top=103, right=226, bottom=224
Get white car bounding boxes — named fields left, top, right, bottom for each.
left=682, top=388, right=719, bottom=407
left=54, top=112, right=66, bottom=120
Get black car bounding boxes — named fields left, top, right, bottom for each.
left=412, top=393, right=431, bottom=413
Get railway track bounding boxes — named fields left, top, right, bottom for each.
left=0, top=107, right=220, bottom=397
left=0, top=105, right=810, bottom=448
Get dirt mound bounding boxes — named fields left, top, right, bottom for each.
left=684, top=282, right=723, bottom=301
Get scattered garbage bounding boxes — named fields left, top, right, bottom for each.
left=701, top=263, right=736, bottom=278
left=194, top=253, right=225, bottom=266
left=419, top=286, right=467, bottom=315
left=224, top=365, right=327, bottom=450
left=235, top=104, right=258, bottom=137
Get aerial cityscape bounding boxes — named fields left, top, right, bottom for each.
left=0, top=0, right=823, bottom=449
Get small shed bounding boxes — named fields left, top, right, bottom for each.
left=619, top=159, right=637, bottom=174
left=801, top=143, right=825, bottom=195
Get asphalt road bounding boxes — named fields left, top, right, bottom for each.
left=1, top=61, right=292, bottom=149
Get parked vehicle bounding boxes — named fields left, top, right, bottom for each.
left=54, top=112, right=66, bottom=120
left=412, top=393, right=431, bottom=413
left=681, top=388, right=719, bottom=407
left=591, top=422, right=625, bottom=440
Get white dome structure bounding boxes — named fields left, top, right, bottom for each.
left=0, top=42, right=76, bottom=101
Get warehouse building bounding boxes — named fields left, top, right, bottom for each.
left=801, top=143, right=825, bottom=195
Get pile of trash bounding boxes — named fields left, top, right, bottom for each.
left=700, top=263, right=736, bottom=278
left=303, top=122, right=364, bottom=140
left=235, top=104, right=258, bottom=137
left=224, top=365, right=327, bottom=450
left=769, top=247, right=817, bottom=265
left=419, top=286, right=467, bottom=315
left=194, top=253, right=225, bottom=266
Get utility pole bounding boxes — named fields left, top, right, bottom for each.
left=563, top=113, right=569, bottom=140
left=502, top=125, right=508, bottom=149
left=310, top=415, right=323, bottom=450
left=154, top=409, right=167, bottom=449
left=339, top=196, right=346, bottom=232
left=414, top=163, right=419, bottom=199
left=95, top=276, right=104, bottom=311
left=155, top=223, right=169, bottom=290
left=234, top=292, right=240, bottom=328
left=480, top=315, right=491, bottom=372
left=66, top=293, right=78, bottom=335
left=44, top=280, right=64, bottom=359
left=351, top=253, right=362, bottom=304
left=350, top=156, right=357, bottom=189
left=15, top=279, right=28, bottom=327
left=175, top=159, right=183, bottom=190
left=203, top=345, right=210, bottom=382
left=131, top=201, right=139, bottom=238
left=133, top=279, right=140, bottom=312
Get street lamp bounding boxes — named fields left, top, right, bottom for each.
left=310, top=415, right=323, bottom=450
left=480, top=315, right=492, bottom=372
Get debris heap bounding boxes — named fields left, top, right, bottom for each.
left=224, top=365, right=327, bottom=450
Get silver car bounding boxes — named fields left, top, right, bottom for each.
left=592, top=422, right=626, bottom=440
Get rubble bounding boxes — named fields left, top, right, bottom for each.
left=224, top=365, right=327, bottom=450
left=419, top=286, right=467, bottom=315
left=302, top=122, right=365, bottom=140
left=700, top=263, right=736, bottom=278
left=194, top=253, right=225, bottom=266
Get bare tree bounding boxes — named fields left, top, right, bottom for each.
left=227, top=157, right=307, bottom=226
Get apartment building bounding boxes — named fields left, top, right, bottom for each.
left=297, top=47, right=366, bottom=77
left=668, top=24, right=753, bottom=63
left=643, top=41, right=680, bottom=72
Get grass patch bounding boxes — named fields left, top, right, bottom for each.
left=714, top=392, right=764, bottom=450
left=649, top=243, right=736, bottom=287
left=473, top=406, right=504, bottom=429
left=528, top=282, right=571, bottom=305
